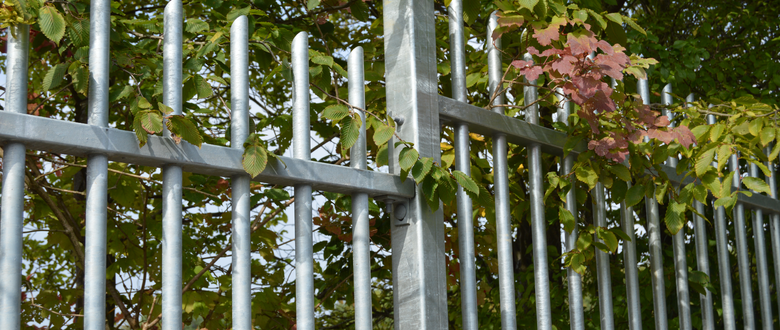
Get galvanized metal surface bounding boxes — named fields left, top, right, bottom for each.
left=749, top=163, right=772, bottom=330
left=83, top=1, right=112, bottom=328
left=730, top=154, right=755, bottom=329
left=292, top=31, right=315, bottom=330
left=557, top=90, right=585, bottom=330
left=689, top=94, right=715, bottom=330
left=449, top=1, right=478, bottom=328
left=592, top=184, right=614, bottom=330
left=349, top=46, right=373, bottom=330
left=0, top=24, right=29, bottom=330
left=438, top=96, right=587, bottom=156
left=384, top=0, right=448, bottom=327
left=161, top=2, right=185, bottom=329
left=230, top=15, right=252, bottom=330
left=708, top=113, right=737, bottom=330
left=767, top=146, right=780, bottom=323
left=663, top=84, right=692, bottom=330
left=523, top=52, right=552, bottom=330
left=488, top=13, right=517, bottom=330
left=0, top=111, right=413, bottom=198
left=639, top=78, right=668, bottom=330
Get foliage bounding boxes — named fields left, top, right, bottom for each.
left=1, top=0, right=778, bottom=329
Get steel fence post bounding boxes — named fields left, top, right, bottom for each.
left=383, top=0, right=448, bottom=327
left=749, top=162, right=773, bottom=330
left=730, top=153, right=755, bottom=329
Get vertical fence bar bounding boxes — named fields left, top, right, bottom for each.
left=83, top=0, right=111, bottom=328
left=162, top=1, right=184, bottom=328
left=349, top=46, right=373, bottom=330
left=765, top=146, right=780, bottom=322
left=523, top=51, right=553, bottom=330
left=291, top=32, right=315, bottom=330
left=708, top=113, right=736, bottom=330
left=620, top=185, right=642, bottom=330
left=663, top=84, right=692, bottom=330
left=638, top=78, right=668, bottom=330
left=0, top=23, right=29, bottom=330
left=384, top=0, right=448, bottom=327
left=615, top=78, right=642, bottom=330
left=487, top=13, right=517, bottom=330
left=689, top=94, right=715, bottom=330
left=230, top=16, right=252, bottom=330
left=449, top=1, right=478, bottom=329
left=556, top=91, right=584, bottom=330
left=729, top=153, right=755, bottom=329
left=592, top=184, right=614, bottom=330
left=749, top=162, right=772, bottom=330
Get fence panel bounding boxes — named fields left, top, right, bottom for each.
left=2, top=0, right=780, bottom=329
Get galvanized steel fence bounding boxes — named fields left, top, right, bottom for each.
left=2, top=0, right=780, bottom=329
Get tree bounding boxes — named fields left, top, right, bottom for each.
left=1, top=0, right=778, bottom=329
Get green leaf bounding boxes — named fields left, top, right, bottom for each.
left=749, top=118, right=764, bottom=137
left=607, top=164, right=631, bottom=182
left=717, top=145, right=732, bottom=171
left=227, top=6, right=250, bottom=23
left=622, top=15, right=646, bottom=35
left=721, top=171, right=736, bottom=197
left=185, top=18, right=209, bottom=34
left=576, top=233, right=592, bottom=251
left=399, top=147, right=419, bottom=171
left=714, top=195, right=736, bottom=210
left=609, top=227, right=632, bottom=242
left=611, top=180, right=627, bottom=203
left=665, top=201, right=686, bottom=235
left=453, top=170, right=479, bottom=195
left=166, top=115, right=203, bottom=147
left=133, top=115, right=149, bottom=148
left=743, top=177, right=771, bottom=195
left=604, top=13, right=622, bottom=24
left=412, top=157, right=433, bottom=183
left=306, top=0, right=320, bottom=10
left=575, top=165, right=598, bottom=190
left=242, top=145, right=268, bottom=178
left=158, top=102, right=174, bottom=115
left=138, top=97, right=152, bottom=109
left=377, top=144, right=388, bottom=166
left=695, top=147, right=716, bottom=176
left=350, top=0, right=370, bottom=21
left=373, top=123, right=394, bottom=146
left=193, top=75, right=213, bottom=99
left=625, top=184, right=644, bottom=207
left=760, top=127, right=776, bottom=147
left=597, top=228, right=618, bottom=253
left=340, top=115, right=362, bottom=150
left=560, top=206, right=576, bottom=233
left=518, top=0, right=539, bottom=11
left=68, top=18, right=90, bottom=48
left=38, top=6, right=66, bottom=43
left=73, top=66, right=89, bottom=95
left=770, top=141, right=780, bottom=161
left=135, top=110, right=163, bottom=134
left=569, top=253, right=586, bottom=275
left=322, top=104, right=350, bottom=121
left=42, top=63, right=69, bottom=91
left=693, top=184, right=708, bottom=204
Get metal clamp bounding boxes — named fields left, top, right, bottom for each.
left=375, top=195, right=410, bottom=227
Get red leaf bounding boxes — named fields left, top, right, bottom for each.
left=567, top=31, right=598, bottom=56
left=510, top=60, right=532, bottom=69
left=654, top=115, right=670, bottom=127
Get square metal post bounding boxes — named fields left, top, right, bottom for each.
left=383, top=0, right=448, bottom=328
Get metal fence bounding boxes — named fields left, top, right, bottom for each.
left=1, top=0, right=780, bottom=329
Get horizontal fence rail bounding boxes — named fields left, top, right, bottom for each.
left=2, top=0, right=780, bottom=329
